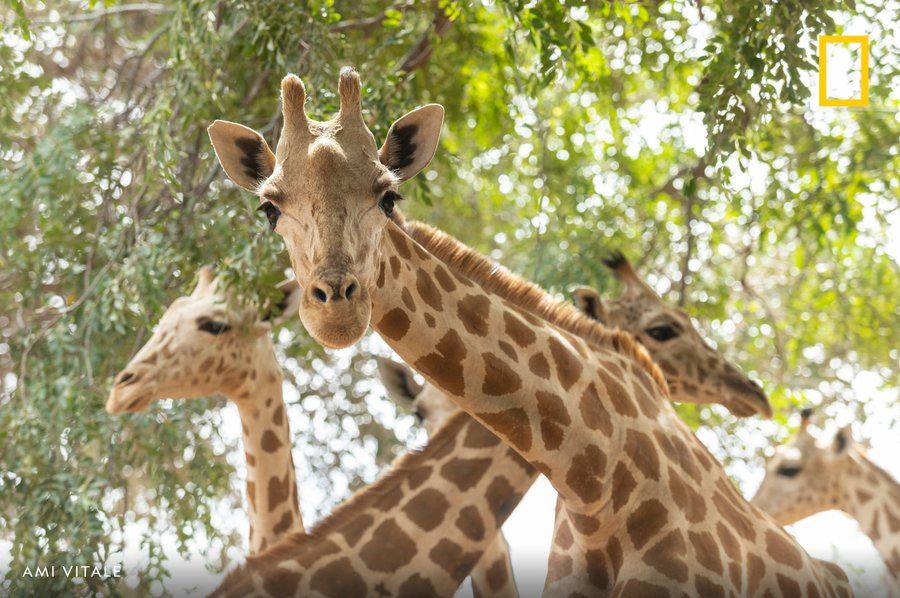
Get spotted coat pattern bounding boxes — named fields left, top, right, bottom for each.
left=212, top=412, right=538, bottom=597
left=377, top=358, right=523, bottom=598
left=753, top=419, right=900, bottom=591
left=366, top=223, right=853, bottom=597
left=107, top=271, right=303, bottom=553
left=208, top=70, right=853, bottom=597
left=572, top=256, right=771, bottom=419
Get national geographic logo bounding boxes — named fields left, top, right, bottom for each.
left=818, top=35, right=870, bottom=107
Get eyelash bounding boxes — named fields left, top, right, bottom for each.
left=258, top=201, right=281, bottom=230
left=379, top=190, right=402, bottom=217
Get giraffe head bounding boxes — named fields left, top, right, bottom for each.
left=752, top=408, right=858, bottom=524
left=208, top=68, right=443, bottom=349
left=376, top=357, right=459, bottom=436
left=106, top=267, right=301, bottom=413
left=572, top=252, right=771, bottom=418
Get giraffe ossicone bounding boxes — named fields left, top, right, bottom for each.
left=208, top=67, right=443, bottom=350
left=753, top=408, right=900, bottom=588
left=108, top=268, right=304, bottom=553
left=209, top=68, right=853, bottom=597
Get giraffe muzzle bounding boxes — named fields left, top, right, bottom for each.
left=723, top=374, right=772, bottom=418
left=115, top=370, right=139, bottom=387
left=297, top=269, right=371, bottom=349
left=307, top=272, right=360, bottom=304
left=106, top=370, right=154, bottom=414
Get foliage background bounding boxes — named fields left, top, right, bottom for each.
left=0, top=0, right=898, bottom=595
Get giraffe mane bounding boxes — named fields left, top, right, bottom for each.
left=398, top=217, right=669, bottom=397
left=216, top=410, right=471, bottom=590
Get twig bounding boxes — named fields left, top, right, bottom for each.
left=331, top=1, right=416, bottom=34
left=652, top=158, right=709, bottom=198
left=395, top=7, right=452, bottom=75
left=18, top=244, right=124, bottom=401
left=103, top=23, right=169, bottom=103
left=678, top=193, right=695, bottom=306
left=654, top=159, right=709, bottom=306
left=32, top=3, right=171, bottom=24
left=739, top=252, right=789, bottom=381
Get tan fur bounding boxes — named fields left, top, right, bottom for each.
left=401, top=218, right=669, bottom=397
left=572, top=256, right=771, bottom=418
left=377, top=357, right=521, bottom=598
left=108, top=271, right=304, bottom=553
left=232, top=410, right=466, bottom=571
left=753, top=415, right=900, bottom=588
left=210, top=69, right=852, bottom=598
left=214, top=410, right=537, bottom=596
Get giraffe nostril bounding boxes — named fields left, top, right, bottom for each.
left=117, top=371, right=139, bottom=386
left=312, top=287, right=329, bottom=304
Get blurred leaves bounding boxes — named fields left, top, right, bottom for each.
left=1, top=0, right=898, bottom=594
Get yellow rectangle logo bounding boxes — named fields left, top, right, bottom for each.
left=818, top=35, right=869, bottom=107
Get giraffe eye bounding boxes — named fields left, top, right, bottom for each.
left=645, top=325, right=678, bottom=342
left=198, top=320, right=231, bottom=335
left=379, top=190, right=402, bottom=217
left=777, top=465, right=802, bottom=478
left=258, top=201, right=281, bottom=230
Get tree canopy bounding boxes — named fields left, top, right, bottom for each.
left=1, top=0, right=897, bottom=594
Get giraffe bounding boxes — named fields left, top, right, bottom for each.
left=211, top=408, right=538, bottom=597
left=206, top=68, right=853, bottom=596
left=571, top=252, right=771, bottom=418
left=106, top=267, right=305, bottom=553
left=378, top=357, right=520, bottom=598
left=110, top=268, right=540, bottom=596
left=378, top=236, right=780, bottom=597
left=752, top=408, right=900, bottom=590
left=392, top=226, right=780, bottom=593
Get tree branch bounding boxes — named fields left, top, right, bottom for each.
left=331, top=1, right=416, bottom=35
left=32, top=3, right=171, bottom=24
left=652, top=157, right=710, bottom=198
left=395, top=6, right=452, bottom=75
left=653, top=158, right=710, bottom=306
left=738, top=246, right=789, bottom=381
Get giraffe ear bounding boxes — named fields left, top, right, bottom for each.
left=208, top=120, right=276, bottom=191
left=379, top=104, right=443, bottom=182
left=264, top=278, right=302, bottom=326
left=376, top=357, right=423, bottom=406
left=572, top=286, right=607, bottom=322
left=832, top=425, right=855, bottom=455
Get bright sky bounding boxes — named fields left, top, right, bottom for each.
left=3, top=4, right=898, bottom=597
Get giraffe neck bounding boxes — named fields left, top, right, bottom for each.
left=843, top=451, right=900, bottom=581
left=213, top=411, right=538, bottom=597
left=416, top=410, right=520, bottom=598
left=371, top=220, right=666, bottom=509
left=228, top=354, right=303, bottom=553
left=469, top=532, right=519, bottom=598
left=375, top=222, right=852, bottom=596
